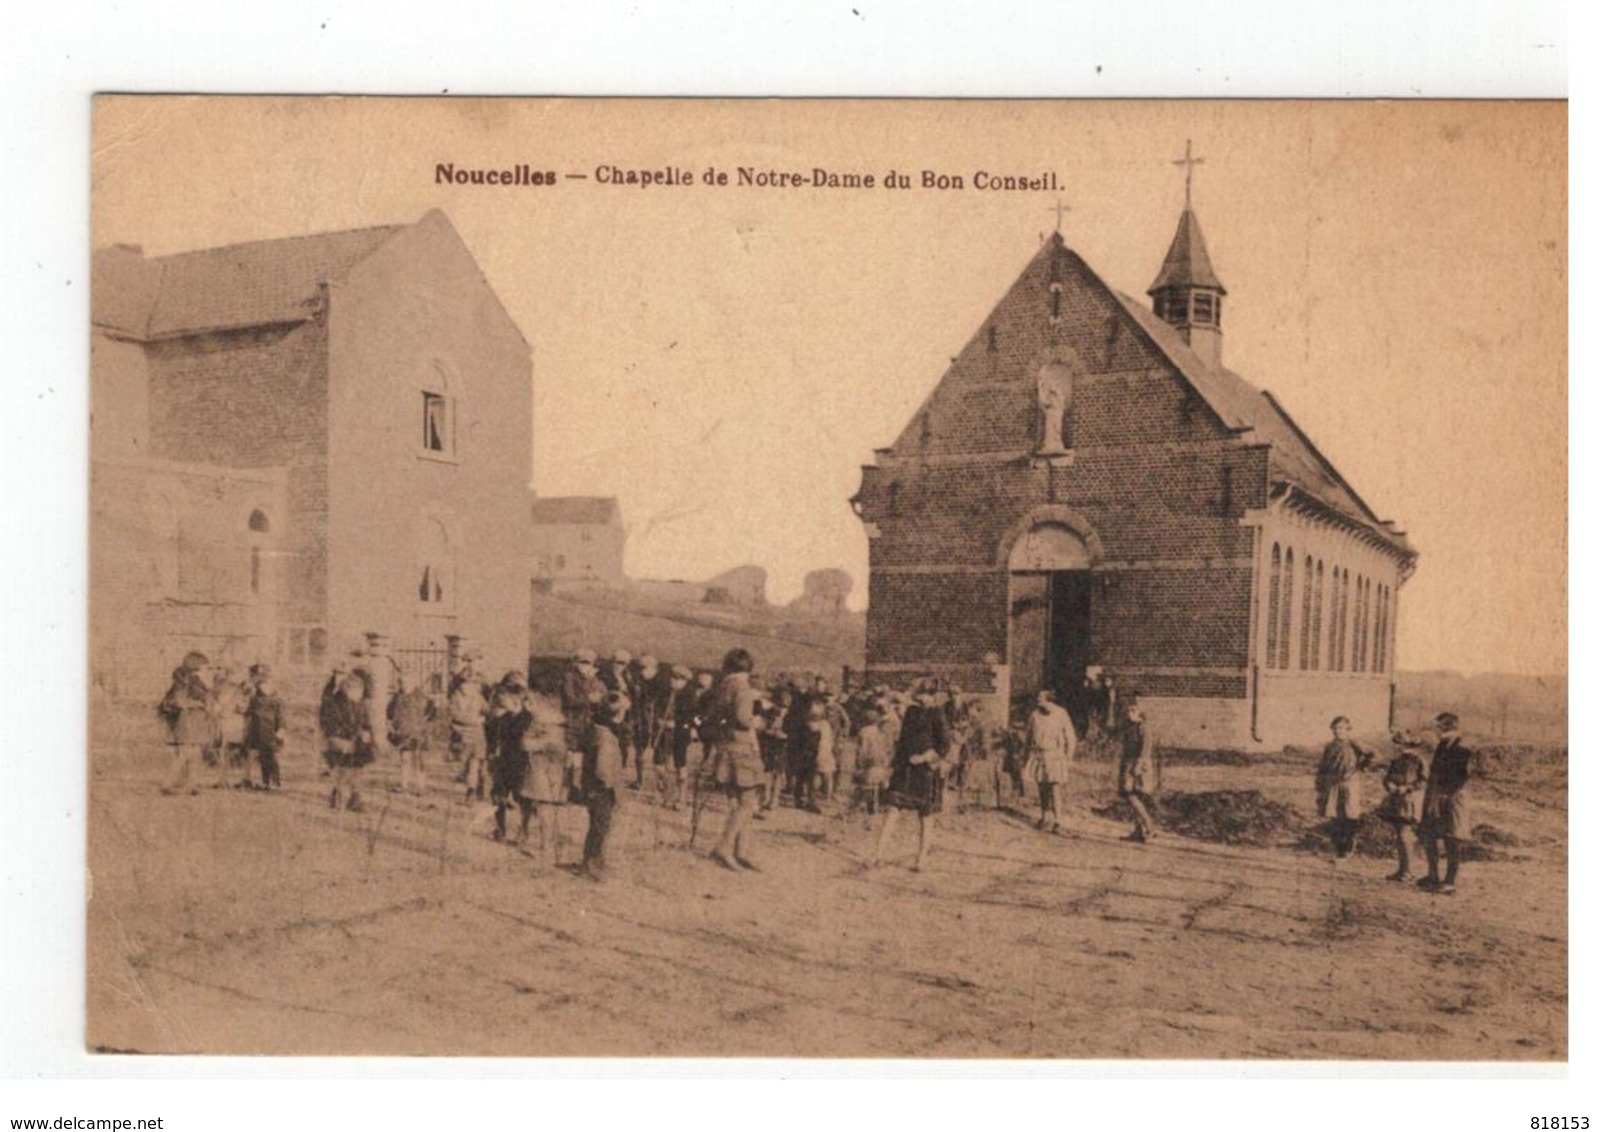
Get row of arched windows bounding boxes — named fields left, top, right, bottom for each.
left=1265, top=542, right=1392, bottom=675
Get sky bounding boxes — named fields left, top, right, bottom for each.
left=91, top=98, right=1566, bottom=676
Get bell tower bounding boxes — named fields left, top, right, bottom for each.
left=1148, top=140, right=1226, bottom=368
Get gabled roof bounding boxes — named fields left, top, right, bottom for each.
left=1147, top=207, right=1226, bottom=294
left=529, top=496, right=622, bottom=526
left=1105, top=283, right=1413, bottom=557
left=92, top=224, right=404, bottom=339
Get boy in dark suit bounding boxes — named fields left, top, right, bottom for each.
left=245, top=665, right=287, bottom=792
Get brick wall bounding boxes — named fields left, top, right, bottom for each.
left=145, top=320, right=330, bottom=627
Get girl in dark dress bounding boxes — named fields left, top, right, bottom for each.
left=866, top=678, right=951, bottom=872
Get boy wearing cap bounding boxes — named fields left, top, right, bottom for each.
left=1315, top=716, right=1378, bottom=860
left=599, top=650, right=637, bottom=775
left=1418, top=712, right=1475, bottom=894
left=562, top=649, right=605, bottom=796
left=709, top=648, right=766, bottom=871
left=656, top=664, right=697, bottom=809
left=323, top=674, right=375, bottom=812
left=489, top=678, right=536, bottom=844
left=245, top=666, right=287, bottom=792
left=449, top=663, right=491, bottom=802
left=580, top=692, right=629, bottom=881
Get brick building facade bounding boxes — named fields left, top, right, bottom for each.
left=91, top=210, right=533, bottom=699
left=853, top=213, right=1416, bottom=748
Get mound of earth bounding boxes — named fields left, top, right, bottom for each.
left=1293, top=814, right=1531, bottom=864
left=1093, top=789, right=1305, bottom=847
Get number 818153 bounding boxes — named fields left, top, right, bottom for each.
left=1532, top=1119, right=1589, bottom=1129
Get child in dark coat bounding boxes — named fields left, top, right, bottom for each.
left=245, top=667, right=287, bottom=792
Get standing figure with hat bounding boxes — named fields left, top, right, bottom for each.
left=632, top=653, right=669, bottom=792
left=1378, top=728, right=1430, bottom=883
left=866, top=676, right=953, bottom=872
left=599, top=649, right=638, bottom=776
left=448, top=653, right=491, bottom=802
left=1116, top=692, right=1162, bottom=843
left=579, top=691, right=630, bottom=881
left=1024, top=689, right=1078, bottom=834
left=488, top=675, right=536, bottom=845
left=245, top=664, right=287, bottom=793
left=708, top=648, right=767, bottom=871
left=1314, top=715, right=1378, bottom=860
left=157, top=651, right=212, bottom=796
left=655, top=664, right=698, bottom=810
left=561, top=649, right=606, bottom=800
left=323, top=672, right=375, bottom=812
left=1418, top=712, right=1476, bottom=895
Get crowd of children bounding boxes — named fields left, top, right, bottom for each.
left=155, top=647, right=1478, bottom=893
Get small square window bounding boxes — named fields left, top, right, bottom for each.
left=422, top=392, right=452, bottom=454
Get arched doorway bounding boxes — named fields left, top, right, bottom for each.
left=1007, top=522, right=1093, bottom=717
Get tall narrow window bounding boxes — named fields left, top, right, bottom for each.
left=1278, top=549, right=1295, bottom=671
left=1330, top=568, right=1343, bottom=672
left=422, top=392, right=452, bottom=454
left=1299, top=555, right=1315, bottom=670
left=416, top=518, right=452, bottom=606
left=1266, top=544, right=1282, bottom=669
left=1311, top=559, right=1324, bottom=671
left=1337, top=569, right=1351, bottom=672
left=1373, top=584, right=1386, bottom=673
left=246, top=508, right=271, bottom=600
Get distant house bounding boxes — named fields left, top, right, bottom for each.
left=530, top=496, right=626, bottom=587
left=91, top=210, right=534, bottom=697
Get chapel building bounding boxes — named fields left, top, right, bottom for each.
left=852, top=203, right=1417, bottom=748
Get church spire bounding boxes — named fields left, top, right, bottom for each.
left=1148, top=140, right=1226, bottom=368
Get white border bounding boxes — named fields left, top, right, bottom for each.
left=0, top=0, right=1576, bottom=1124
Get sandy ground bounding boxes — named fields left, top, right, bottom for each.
left=86, top=727, right=1566, bottom=1060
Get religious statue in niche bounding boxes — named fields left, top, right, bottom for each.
left=1035, top=359, right=1075, bottom=455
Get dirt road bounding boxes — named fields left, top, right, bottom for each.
left=87, top=738, right=1566, bottom=1059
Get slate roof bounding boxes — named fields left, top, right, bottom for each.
left=1147, top=207, right=1227, bottom=294
left=1106, top=282, right=1413, bottom=556
left=529, top=496, right=622, bottom=526
left=92, top=224, right=404, bottom=339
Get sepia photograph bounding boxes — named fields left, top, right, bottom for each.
left=85, top=96, right=1566, bottom=1060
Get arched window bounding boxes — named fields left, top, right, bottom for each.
left=1311, top=560, right=1325, bottom=671
left=1265, top=543, right=1282, bottom=669
left=417, top=518, right=452, bottom=606
left=1377, top=584, right=1390, bottom=673
left=1330, top=569, right=1341, bottom=672
left=247, top=508, right=271, bottom=599
left=1278, top=549, right=1295, bottom=671
left=1361, top=577, right=1373, bottom=672
left=1335, top=568, right=1351, bottom=672
left=1299, top=554, right=1315, bottom=670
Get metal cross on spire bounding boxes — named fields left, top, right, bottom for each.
left=1173, top=139, right=1205, bottom=208
left=1048, top=199, right=1071, bottom=233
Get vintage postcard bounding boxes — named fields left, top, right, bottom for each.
left=88, top=96, right=1566, bottom=1058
